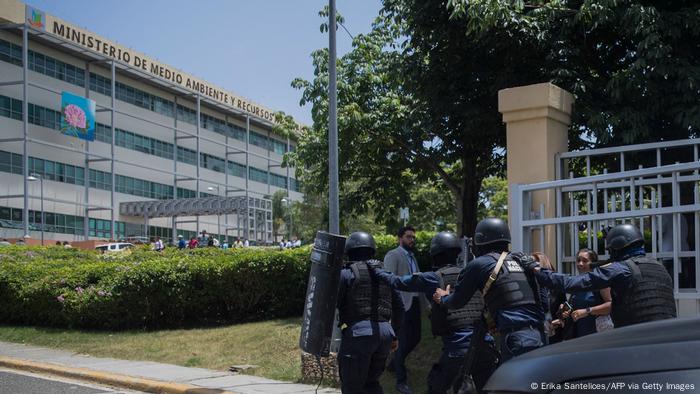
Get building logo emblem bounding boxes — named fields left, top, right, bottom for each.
left=25, top=6, right=46, bottom=30
left=60, top=91, right=96, bottom=141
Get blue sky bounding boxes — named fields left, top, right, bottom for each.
left=26, top=0, right=383, bottom=125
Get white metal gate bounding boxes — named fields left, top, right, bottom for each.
left=511, top=138, right=700, bottom=316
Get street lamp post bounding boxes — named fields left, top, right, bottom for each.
left=207, top=186, right=221, bottom=243
left=27, top=173, right=43, bottom=245
left=329, top=0, right=339, bottom=235
left=328, top=0, right=342, bottom=354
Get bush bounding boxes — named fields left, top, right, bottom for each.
left=0, top=246, right=309, bottom=330
left=0, top=233, right=437, bottom=330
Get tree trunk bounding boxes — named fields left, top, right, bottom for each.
left=455, top=190, right=466, bottom=237
left=463, top=178, right=480, bottom=238
left=455, top=159, right=483, bottom=237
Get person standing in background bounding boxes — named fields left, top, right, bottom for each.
left=383, top=225, right=423, bottom=394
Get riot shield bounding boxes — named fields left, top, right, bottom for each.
left=299, top=231, right=346, bottom=356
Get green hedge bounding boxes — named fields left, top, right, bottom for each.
left=0, top=246, right=309, bottom=329
left=0, top=233, right=435, bottom=330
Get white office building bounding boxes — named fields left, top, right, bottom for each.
left=0, top=0, right=302, bottom=244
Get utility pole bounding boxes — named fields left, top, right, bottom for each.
left=328, top=0, right=339, bottom=235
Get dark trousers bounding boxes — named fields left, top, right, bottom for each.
left=427, top=342, right=499, bottom=394
left=391, top=298, right=421, bottom=384
left=338, top=330, right=393, bottom=394
left=499, top=327, right=543, bottom=363
left=427, top=349, right=464, bottom=394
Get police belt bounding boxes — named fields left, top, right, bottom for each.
left=498, top=324, right=542, bottom=335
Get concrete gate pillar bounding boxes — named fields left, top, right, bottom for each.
left=498, top=83, right=573, bottom=263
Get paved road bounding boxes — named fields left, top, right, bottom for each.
left=0, top=368, right=144, bottom=394
left=0, top=341, right=338, bottom=393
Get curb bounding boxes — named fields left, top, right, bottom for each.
left=0, top=356, right=241, bottom=394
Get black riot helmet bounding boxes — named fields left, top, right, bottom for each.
left=345, top=231, right=377, bottom=261
left=606, top=224, right=644, bottom=259
left=473, top=218, right=510, bottom=256
left=430, top=231, right=462, bottom=268
left=474, top=218, right=511, bottom=246
left=430, top=231, right=462, bottom=256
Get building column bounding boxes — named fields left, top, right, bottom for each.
left=245, top=115, right=250, bottom=242
left=499, top=82, right=573, bottom=262
left=21, top=24, right=29, bottom=238
left=83, top=60, right=90, bottom=240
left=172, top=96, right=178, bottom=243
left=110, top=60, right=116, bottom=240
left=195, top=94, right=201, bottom=234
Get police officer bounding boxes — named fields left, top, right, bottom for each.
left=372, top=231, right=498, bottom=393
left=337, top=231, right=405, bottom=394
left=530, top=223, right=676, bottom=327
left=433, top=218, right=545, bottom=362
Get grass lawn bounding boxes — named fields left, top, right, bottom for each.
left=0, top=317, right=443, bottom=394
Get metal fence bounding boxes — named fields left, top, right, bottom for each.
left=511, top=138, right=700, bottom=299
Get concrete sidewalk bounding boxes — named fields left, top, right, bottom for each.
left=0, top=341, right=339, bottom=394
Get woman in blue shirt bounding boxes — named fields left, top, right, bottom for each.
left=553, top=249, right=612, bottom=338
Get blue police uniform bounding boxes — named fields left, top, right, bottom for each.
left=440, top=253, right=545, bottom=362
left=569, top=290, right=602, bottom=337
left=337, top=263, right=405, bottom=394
left=373, top=269, right=497, bottom=393
left=534, top=251, right=635, bottom=296
left=533, top=246, right=676, bottom=328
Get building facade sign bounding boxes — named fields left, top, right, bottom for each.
left=23, top=5, right=276, bottom=124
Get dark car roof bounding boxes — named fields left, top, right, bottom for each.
left=485, top=317, right=700, bottom=392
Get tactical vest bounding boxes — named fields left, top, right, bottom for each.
left=339, top=261, right=393, bottom=325
left=482, top=252, right=539, bottom=317
left=431, top=265, right=484, bottom=336
left=611, top=256, right=677, bottom=327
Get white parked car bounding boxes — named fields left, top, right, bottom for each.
left=95, top=242, right=134, bottom=253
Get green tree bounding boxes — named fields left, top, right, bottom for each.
left=282, top=2, right=547, bottom=236
left=343, top=211, right=388, bottom=236
left=404, top=180, right=457, bottom=232
left=271, top=190, right=290, bottom=241
left=288, top=192, right=327, bottom=243
left=478, top=176, right=508, bottom=220
left=450, top=0, right=700, bottom=151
